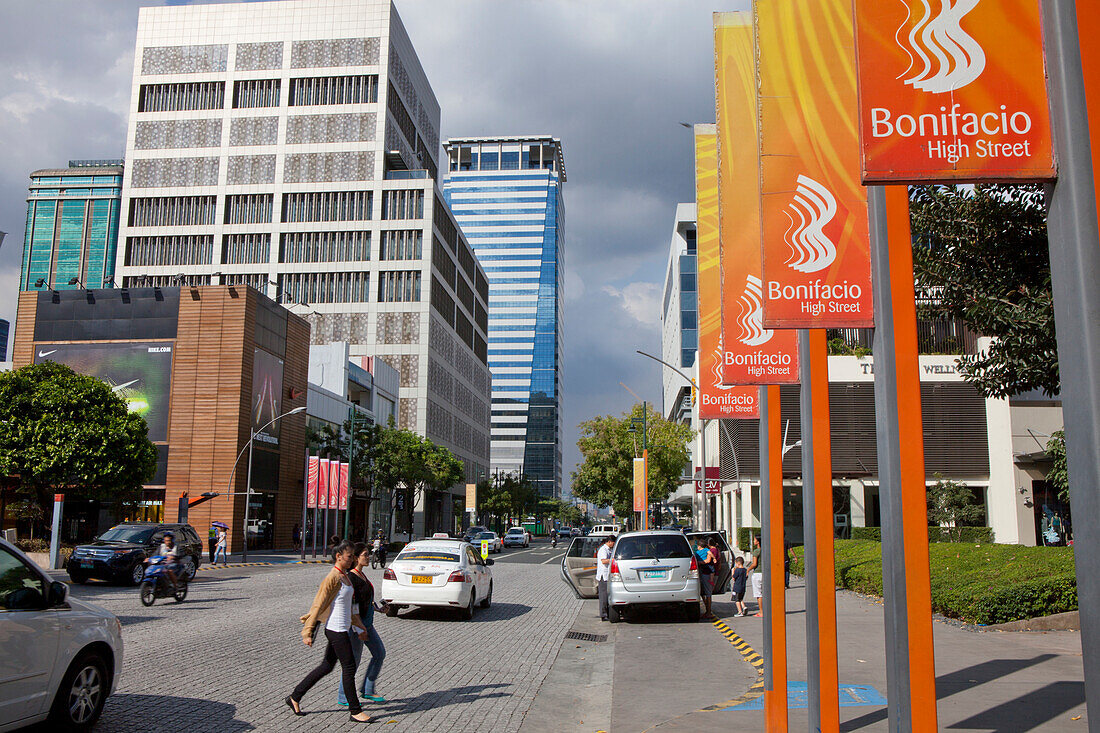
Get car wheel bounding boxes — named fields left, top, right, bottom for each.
left=179, top=556, right=196, bottom=581
left=480, top=581, right=493, bottom=609
left=461, top=590, right=476, bottom=620
left=385, top=604, right=399, bottom=617
left=129, top=562, right=145, bottom=586
left=48, top=651, right=108, bottom=732
left=685, top=602, right=701, bottom=622
left=608, top=606, right=621, bottom=624
left=68, top=571, right=88, bottom=584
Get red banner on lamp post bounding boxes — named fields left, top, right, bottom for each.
left=338, top=462, right=349, bottom=511
left=328, top=458, right=340, bottom=510
left=317, top=459, right=329, bottom=509
left=306, top=456, right=319, bottom=509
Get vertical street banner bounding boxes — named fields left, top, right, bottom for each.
left=695, top=124, right=761, bottom=418
left=306, top=456, right=319, bottom=509
left=338, top=462, right=349, bottom=511
left=317, top=458, right=330, bottom=510
left=633, top=457, right=647, bottom=512
left=852, top=0, right=1055, bottom=183
left=328, top=458, right=341, bottom=510
left=757, top=0, right=874, bottom=328
left=715, top=11, right=800, bottom=385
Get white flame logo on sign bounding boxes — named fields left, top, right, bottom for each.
left=897, top=0, right=986, bottom=94
left=784, top=175, right=838, bottom=274
left=736, top=275, right=774, bottom=347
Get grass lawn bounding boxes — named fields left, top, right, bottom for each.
left=790, top=539, right=1077, bottom=625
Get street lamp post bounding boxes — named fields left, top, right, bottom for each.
left=636, top=350, right=709, bottom=531
left=226, top=405, right=306, bottom=563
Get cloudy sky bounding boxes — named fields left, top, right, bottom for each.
left=0, top=0, right=747, bottom=494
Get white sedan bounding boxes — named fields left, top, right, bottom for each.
left=381, top=540, right=494, bottom=620
left=0, top=538, right=124, bottom=733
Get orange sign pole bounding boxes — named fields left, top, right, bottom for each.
left=763, top=384, right=787, bottom=731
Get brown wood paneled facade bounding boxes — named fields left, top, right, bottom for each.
left=12, top=285, right=309, bottom=553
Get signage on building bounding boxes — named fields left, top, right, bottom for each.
left=252, top=348, right=284, bottom=445
left=852, top=0, right=1055, bottom=183
left=465, top=483, right=477, bottom=510
left=714, top=12, right=800, bottom=387
left=694, top=466, right=721, bottom=495
left=694, top=124, right=762, bottom=418
left=757, top=0, right=874, bottom=328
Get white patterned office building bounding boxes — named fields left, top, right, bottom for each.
left=115, top=0, right=491, bottom=536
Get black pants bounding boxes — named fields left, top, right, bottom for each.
left=208, top=538, right=215, bottom=564
left=597, top=579, right=609, bottom=620
left=292, top=628, right=362, bottom=714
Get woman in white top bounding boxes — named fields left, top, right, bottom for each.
left=214, top=527, right=228, bottom=566
left=287, top=541, right=373, bottom=724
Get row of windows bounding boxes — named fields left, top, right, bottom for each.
left=380, top=189, right=423, bottom=220
left=283, top=191, right=372, bottom=222
left=125, top=236, right=214, bottom=267
left=138, top=76, right=378, bottom=112
left=224, top=233, right=270, bottom=264
left=281, top=230, right=369, bottom=263
left=447, top=142, right=559, bottom=173
left=279, top=271, right=370, bottom=303
left=225, top=194, right=274, bottom=225
left=129, top=196, right=216, bottom=227
left=377, top=270, right=421, bottom=303
left=379, top=230, right=422, bottom=260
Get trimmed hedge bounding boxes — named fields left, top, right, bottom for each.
left=736, top=527, right=761, bottom=551
left=789, top=539, right=1077, bottom=625
left=850, top=526, right=994, bottom=544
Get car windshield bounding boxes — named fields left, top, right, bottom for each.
left=476, top=532, right=495, bottom=539
left=97, top=526, right=156, bottom=544
left=506, top=529, right=524, bottom=535
left=615, top=535, right=692, bottom=560
left=397, top=549, right=460, bottom=563
left=567, top=537, right=605, bottom=558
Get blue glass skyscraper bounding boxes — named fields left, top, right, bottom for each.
left=442, top=137, right=565, bottom=498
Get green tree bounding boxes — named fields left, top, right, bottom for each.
left=571, top=403, right=694, bottom=521
left=926, top=473, right=986, bottom=541
left=1045, top=430, right=1070, bottom=504
left=0, top=362, right=158, bottom=533
left=909, top=184, right=1056, bottom=398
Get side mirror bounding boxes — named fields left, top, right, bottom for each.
left=49, top=581, right=69, bottom=606
left=485, top=559, right=495, bottom=566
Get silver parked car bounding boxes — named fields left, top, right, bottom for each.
left=606, top=530, right=700, bottom=623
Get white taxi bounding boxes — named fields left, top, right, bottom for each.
left=381, top=540, right=494, bottom=620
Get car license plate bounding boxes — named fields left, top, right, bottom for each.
left=411, top=575, right=432, bottom=584
left=642, top=570, right=667, bottom=580
left=81, top=562, right=94, bottom=569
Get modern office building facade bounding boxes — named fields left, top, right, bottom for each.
left=113, top=0, right=491, bottom=535
left=441, top=136, right=565, bottom=498
left=660, top=203, right=697, bottom=424
left=0, top=318, right=8, bottom=362
left=21, top=161, right=123, bottom=291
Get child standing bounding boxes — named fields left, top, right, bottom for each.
left=732, top=556, right=748, bottom=617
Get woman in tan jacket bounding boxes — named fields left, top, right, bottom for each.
left=286, top=541, right=373, bottom=724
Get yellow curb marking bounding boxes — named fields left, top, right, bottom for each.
left=699, top=618, right=766, bottom=712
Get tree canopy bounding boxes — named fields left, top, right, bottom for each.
left=571, top=403, right=694, bottom=520
left=909, top=184, right=1056, bottom=398
left=0, top=362, right=158, bottom=521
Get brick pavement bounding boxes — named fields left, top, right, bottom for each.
left=68, top=560, right=582, bottom=732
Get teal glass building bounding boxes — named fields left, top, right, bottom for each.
left=21, top=160, right=123, bottom=291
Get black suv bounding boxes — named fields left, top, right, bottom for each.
left=68, top=522, right=203, bottom=585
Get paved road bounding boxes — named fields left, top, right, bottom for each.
left=58, top=558, right=582, bottom=732
left=490, top=537, right=566, bottom=566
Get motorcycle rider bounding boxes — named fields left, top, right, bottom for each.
left=371, top=532, right=387, bottom=567
left=153, top=531, right=181, bottom=591
left=550, top=526, right=559, bottom=548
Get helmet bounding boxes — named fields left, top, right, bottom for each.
left=163, top=531, right=175, bottom=539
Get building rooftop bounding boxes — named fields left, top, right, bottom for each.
left=443, top=135, right=566, bottom=182
left=30, top=166, right=124, bottom=177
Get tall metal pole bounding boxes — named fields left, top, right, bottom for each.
left=323, top=454, right=330, bottom=553
left=345, top=408, right=355, bottom=540
left=761, top=385, right=788, bottom=731
left=642, top=400, right=649, bottom=530
left=300, top=449, right=309, bottom=561
left=799, top=329, right=840, bottom=731
left=1042, top=0, right=1100, bottom=721
left=243, top=429, right=254, bottom=564
left=869, top=185, right=938, bottom=731
left=700, top=417, right=708, bottom=532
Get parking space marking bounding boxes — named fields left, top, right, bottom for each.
left=699, top=618, right=766, bottom=711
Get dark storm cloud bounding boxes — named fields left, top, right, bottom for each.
left=0, top=0, right=743, bottom=493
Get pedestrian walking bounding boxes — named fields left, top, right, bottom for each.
left=336, top=543, right=388, bottom=707
left=694, top=537, right=717, bottom=620
left=208, top=524, right=216, bottom=564
left=214, top=526, right=228, bottom=566
left=596, top=535, right=615, bottom=621
left=293, top=523, right=302, bottom=551
left=784, top=540, right=793, bottom=589
left=286, top=541, right=373, bottom=724
left=749, top=535, right=763, bottom=616
left=732, top=556, right=748, bottom=616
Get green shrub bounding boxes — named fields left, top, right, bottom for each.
left=789, top=540, right=1076, bottom=625
left=850, top=526, right=993, bottom=543
left=736, top=527, right=760, bottom=551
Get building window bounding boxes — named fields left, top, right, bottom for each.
left=125, top=235, right=214, bottom=267
left=222, top=234, right=271, bottom=265
left=224, top=194, right=273, bottom=225
left=233, top=79, right=281, bottom=108
left=387, top=86, right=417, bottom=148
left=279, top=271, right=370, bottom=304
left=377, top=270, right=422, bottom=302
left=138, top=82, right=225, bottom=112
left=379, top=230, right=422, bottom=260
left=288, top=75, right=378, bottom=106
left=380, top=189, right=424, bottom=220
left=128, top=196, right=216, bottom=227
left=280, top=231, right=370, bottom=263
left=281, top=191, right=372, bottom=222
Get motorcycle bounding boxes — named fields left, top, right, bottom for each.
left=370, top=544, right=387, bottom=569
left=551, top=535, right=558, bottom=549
left=140, top=556, right=188, bottom=606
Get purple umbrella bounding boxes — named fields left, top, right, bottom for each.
left=212, top=521, right=229, bottom=529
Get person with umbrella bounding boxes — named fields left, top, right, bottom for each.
left=213, top=522, right=228, bottom=566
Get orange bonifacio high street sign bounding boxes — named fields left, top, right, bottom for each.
left=715, top=12, right=799, bottom=387
left=853, top=0, right=1055, bottom=183
left=756, top=0, right=874, bottom=329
